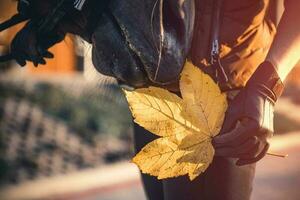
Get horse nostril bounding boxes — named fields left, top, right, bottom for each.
left=114, top=67, right=150, bottom=89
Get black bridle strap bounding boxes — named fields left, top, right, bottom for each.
left=0, top=14, right=29, bottom=63
left=0, top=54, right=14, bottom=62
left=38, top=0, right=67, bottom=34
left=0, top=14, right=29, bottom=32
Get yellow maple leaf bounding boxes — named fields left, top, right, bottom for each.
left=124, top=61, right=228, bottom=180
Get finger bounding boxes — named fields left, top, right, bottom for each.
left=33, top=60, right=39, bottom=67
left=219, top=109, right=239, bottom=134
left=237, top=131, right=269, bottom=159
left=213, top=121, right=257, bottom=148
left=36, top=48, right=48, bottom=65
left=15, top=55, right=26, bottom=67
left=42, top=51, right=54, bottom=59
left=236, top=136, right=259, bottom=155
left=37, top=47, right=52, bottom=63
left=29, top=55, right=40, bottom=67
left=16, top=58, right=26, bottom=67
left=218, top=95, right=245, bottom=134
left=215, top=136, right=258, bottom=157
left=237, top=139, right=262, bottom=159
left=236, top=143, right=270, bottom=166
left=37, top=57, right=46, bottom=65
left=40, top=58, right=46, bottom=65
left=28, top=49, right=50, bottom=66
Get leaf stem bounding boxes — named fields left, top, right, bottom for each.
left=267, top=152, right=288, bottom=158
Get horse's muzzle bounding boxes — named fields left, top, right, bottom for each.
left=91, top=0, right=195, bottom=90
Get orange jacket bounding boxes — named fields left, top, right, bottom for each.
left=189, top=0, right=276, bottom=91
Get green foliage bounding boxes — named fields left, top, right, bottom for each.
left=0, top=80, right=134, bottom=184
left=0, top=128, right=8, bottom=183
left=0, top=158, right=9, bottom=184
left=0, top=81, right=133, bottom=141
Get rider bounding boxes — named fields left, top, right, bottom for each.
left=1, top=0, right=300, bottom=200
left=135, top=1, right=300, bottom=199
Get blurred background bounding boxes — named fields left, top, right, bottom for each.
left=0, top=1, right=300, bottom=200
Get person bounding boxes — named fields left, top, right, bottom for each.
left=135, top=1, right=300, bottom=199
left=1, top=0, right=300, bottom=199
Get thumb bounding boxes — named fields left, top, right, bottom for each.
left=219, top=109, right=239, bottom=135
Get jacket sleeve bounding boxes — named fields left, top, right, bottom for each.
left=265, top=0, right=300, bottom=80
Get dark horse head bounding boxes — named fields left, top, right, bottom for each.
left=0, top=0, right=195, bottom=90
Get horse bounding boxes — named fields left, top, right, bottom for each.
left=0, top=0, right=195, bottom=90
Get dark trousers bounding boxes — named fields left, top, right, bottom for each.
left=134, top=123, right=256, bottom=200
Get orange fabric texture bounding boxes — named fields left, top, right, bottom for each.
left=189, top=0, right=276, bottom=90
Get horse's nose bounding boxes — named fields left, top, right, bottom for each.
left=111, top=61, right=150, bottom=88
left=92, top=43, right=150, bottom=88
left=91, top=14, right=149, bottom=88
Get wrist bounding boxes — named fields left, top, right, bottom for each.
left=246, top=61, right=284, bottom=102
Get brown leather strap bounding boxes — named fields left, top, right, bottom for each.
left=247, top=61, right=284, bottom=102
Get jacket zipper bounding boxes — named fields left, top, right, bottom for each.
left=210, top=0, right=229, bottom=83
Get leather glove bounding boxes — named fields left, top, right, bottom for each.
left=10, top=21, right=64, bottom=67
left=8, top=0, right=69, bottom=67
left=213, top=61, right=284, bottom=165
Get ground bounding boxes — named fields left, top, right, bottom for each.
left=1, top=133, right=300, bottom=200
left=1, top=97, right=300, bottom=200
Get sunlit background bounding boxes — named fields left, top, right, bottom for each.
left=0, top=1, right=300, bottom=200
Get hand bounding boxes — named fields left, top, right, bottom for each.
left=10, top=21, right=64, bottom=67
left=213, top=62, right=284, bottom=165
